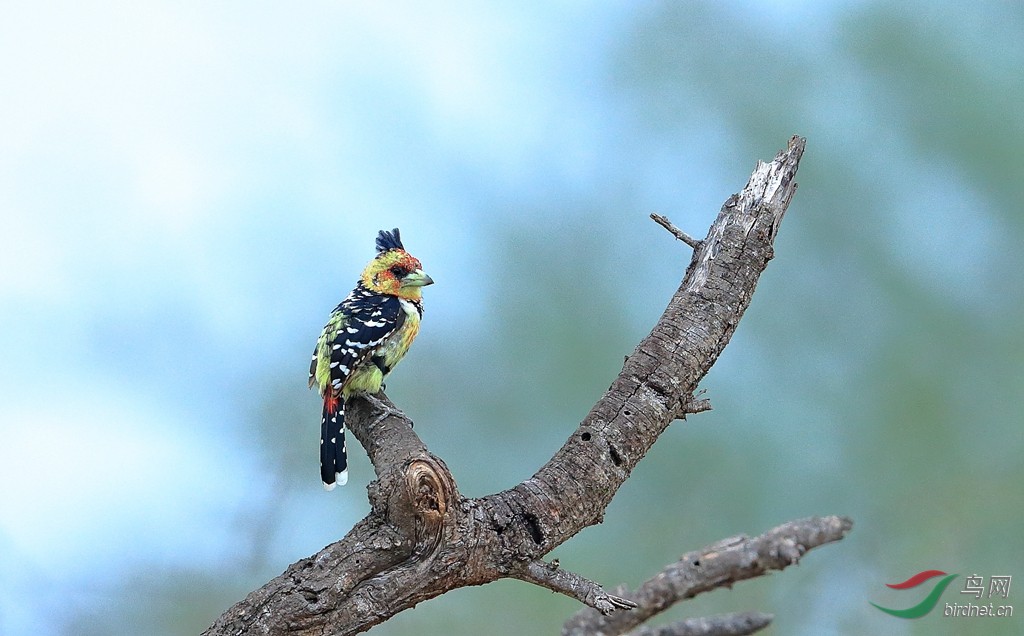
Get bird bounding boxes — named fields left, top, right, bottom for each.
left=309, top=228, right=433, bottom=489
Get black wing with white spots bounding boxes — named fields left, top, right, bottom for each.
left=311, top=285, right=406, bottom=397
left=310, top=284, right=405, bottom=489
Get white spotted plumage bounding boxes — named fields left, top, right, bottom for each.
left=308, top=228, right=432, bottom=490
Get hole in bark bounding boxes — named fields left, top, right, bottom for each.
left=580, top=432, right=592, bottom=441
left=624, top=409, right=632, bottom=417
left=522, top=513, right=544, bottom=545
left=609, top=444, right=622, bottom=466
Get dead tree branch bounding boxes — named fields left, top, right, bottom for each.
left=513, top=560, right=638, bottom=615
left=626, top=612, right=773, bottom=636
left=563, top=515, right=854, bottom=636
left=204, top=136, right=828, bottom=636
left=650, top=212, right=701, bottom=249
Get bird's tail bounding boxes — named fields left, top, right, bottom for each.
left=321, top=396, right=348, bottom=490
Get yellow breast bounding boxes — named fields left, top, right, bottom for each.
left=341, top=299, right=421, bottom=397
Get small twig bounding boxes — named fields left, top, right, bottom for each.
left=515, top=560, right=638, bottom=616
left=686, top=399, right=711, bottom=414
left=625, top=611, right=773, bottom=636
left=651, top=213, right=701, bottom=249
left=668, top=393, right=711, bottom=421
left=682, top=394, right=712, bottom=416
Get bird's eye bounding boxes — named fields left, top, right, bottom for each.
left=389, top=265, right=409, bottom=278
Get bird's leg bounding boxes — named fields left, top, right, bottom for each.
left=362, top=392, right=410, bottom=428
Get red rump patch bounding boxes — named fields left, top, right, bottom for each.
left=325, top=394, right=341, bottom=414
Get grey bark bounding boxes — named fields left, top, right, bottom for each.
left=564, top=515, right=854, bottom=636
left=625, top=612, right=773, bottom=636
left=204, top=136, right=840, bottom=636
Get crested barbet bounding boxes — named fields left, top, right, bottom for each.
left=309, top=228, right=433, bottom=489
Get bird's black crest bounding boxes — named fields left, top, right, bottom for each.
left=375, top=228, right=404, bottom=253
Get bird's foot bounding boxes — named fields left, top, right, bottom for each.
left=363, top=392, right=407, bottom=428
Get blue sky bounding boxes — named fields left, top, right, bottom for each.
left=0, top=3, right=645, bottom=632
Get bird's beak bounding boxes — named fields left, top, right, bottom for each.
left=401, top=269, right=434, bottom=287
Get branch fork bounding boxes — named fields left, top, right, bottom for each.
left=204, top=136, right=842, bottom=636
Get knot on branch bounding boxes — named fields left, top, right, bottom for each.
left=406, top=457, right=451, bottom=519
left=386, top=455, right=458, bottom=555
